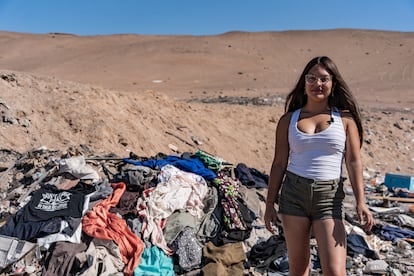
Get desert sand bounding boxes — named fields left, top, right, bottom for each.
left=0, top=29, right=413, bottom=178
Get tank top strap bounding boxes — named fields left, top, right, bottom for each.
left=332, top=107, right=340, bottom=117
left=331, top=107, right=344, bottom=125
left=290, top=109, right=301, bottom=127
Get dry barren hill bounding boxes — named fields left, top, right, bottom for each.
left=0, top=29, right=413, bottom=177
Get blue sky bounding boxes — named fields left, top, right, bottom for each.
left=0, top=0, right=413, bottom=36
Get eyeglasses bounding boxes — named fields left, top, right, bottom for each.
left=305, top=74, right=332, bottom=84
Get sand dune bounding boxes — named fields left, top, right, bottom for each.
left=0, top=29, right=413, bottom=176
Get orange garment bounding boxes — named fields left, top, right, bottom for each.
left=82, top=182, right=144, bottom=276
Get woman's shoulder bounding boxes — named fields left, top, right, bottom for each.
left=337, top=109, right=357, bottom=129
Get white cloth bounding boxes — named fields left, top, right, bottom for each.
left=137, top=165, right=209, bottom=255
left=58, top=156, right=100, bottom=181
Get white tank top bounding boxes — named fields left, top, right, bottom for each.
left=287, top=108, right=345, bottom=180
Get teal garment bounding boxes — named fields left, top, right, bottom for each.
left=134, top=246, right=174, bottom=276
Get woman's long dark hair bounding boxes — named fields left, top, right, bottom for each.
left=284, top=56, right=363, bottom=145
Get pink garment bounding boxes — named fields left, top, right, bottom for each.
left=82, top=182, right=144, bottom=276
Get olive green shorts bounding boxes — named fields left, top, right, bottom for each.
left=279, top=171, right=345, bottom=221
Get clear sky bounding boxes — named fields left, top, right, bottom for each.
left=0, top=0, right=413, bottom=36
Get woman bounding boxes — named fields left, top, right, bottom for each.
left=264, top=56, right=374, bottom=276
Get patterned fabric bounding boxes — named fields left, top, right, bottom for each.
left=171, top=227, right=203, bottom=272
left=213, top=172, right=246, bottom=230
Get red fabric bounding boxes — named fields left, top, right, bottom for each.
left=82, top=182, right=144, bottom=276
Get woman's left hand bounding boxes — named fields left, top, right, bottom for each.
left=356, top=203, right=375, bottom=232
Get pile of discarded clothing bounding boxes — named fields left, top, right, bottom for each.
left=0, top=146, right=413, bottom=275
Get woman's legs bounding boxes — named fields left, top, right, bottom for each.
left=281, top=214, right=312, bottom=276
left=312, top=218, right=347, bottom=276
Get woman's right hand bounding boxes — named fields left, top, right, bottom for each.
left=264, top=204, right=278, bottom=234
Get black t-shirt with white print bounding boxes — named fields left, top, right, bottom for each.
left=23, top=182, right=95, bottom=222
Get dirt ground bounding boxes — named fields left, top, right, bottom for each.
left=0, top=29, right=413, bottom=177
